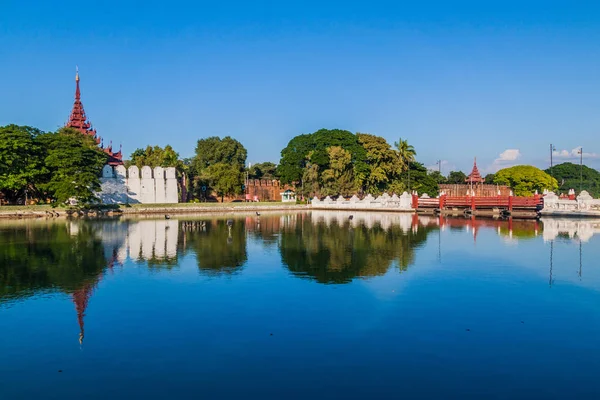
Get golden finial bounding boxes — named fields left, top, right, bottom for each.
left=75, top=65, right=79, bottom=81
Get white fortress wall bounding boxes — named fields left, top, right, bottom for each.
left=165, top=167, right=179, bottom=203
left=127, top=166, right=142, bottom=203
left=97, top=165, right=178, bottom=204
left=154, top=167, right=166, bottom=204
left=140, top=166, right=156, bottom=204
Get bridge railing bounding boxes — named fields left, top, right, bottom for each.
left=414, top=194, right=542, bottom=211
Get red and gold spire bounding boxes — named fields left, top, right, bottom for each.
left=465, top=157, right=485, bottom=184
left=65, top=67, right=123, bottom=166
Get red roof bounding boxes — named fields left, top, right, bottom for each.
left=465, top=158, right=485, bottom=183
left=66, top=70, right=123, bottom=165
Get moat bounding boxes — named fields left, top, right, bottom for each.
left=1, top=213, right=600, bottom=399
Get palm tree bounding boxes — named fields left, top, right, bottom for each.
left=394, top=138, right=417, bottom=190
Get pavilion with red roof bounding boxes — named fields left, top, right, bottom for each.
left=465, top=158, right=485, bottom=184
left=66, top=68, right=123, bottom=166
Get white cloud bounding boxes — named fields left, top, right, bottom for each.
left=553, top=147, right=598, bottom=160
left=486, top=149, right=522, bottom=173
left=496, top=149, right=521, bottom=162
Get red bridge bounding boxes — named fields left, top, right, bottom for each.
left=413, top=193, right=543, bottom=215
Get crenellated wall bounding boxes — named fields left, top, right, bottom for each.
left=311, top=192, right=415, bottom=211
left=99, top=165, right=178, bottom=204
left=541, top=190, right=600, bottom=217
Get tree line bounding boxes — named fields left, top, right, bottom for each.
left=0, top=125, right=107, bottom=205
left=1, top=123, right=597, bottom=204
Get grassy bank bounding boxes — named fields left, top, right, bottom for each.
left=0, top=202, right=308, bottom=218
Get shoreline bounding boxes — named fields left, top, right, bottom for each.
left=0, top=203, right=309, bottom=219
left=2, top=203, right=600, bottom=220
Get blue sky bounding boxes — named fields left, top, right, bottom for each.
left=2, top=0, right=600, bottom=173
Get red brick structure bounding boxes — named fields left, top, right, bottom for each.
left=66, top=68, right=123, bottom=166
left=439, top=158, right=510, bottom=197
left=244, top=179, right=292, bottom=202
left=439, top=184, right=511, bottom=197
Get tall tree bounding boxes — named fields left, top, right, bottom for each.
left=321, top=146, right=355, bottom=196
left=394, top=138, right=417, bottom=172
left=495, top=165, right=558, bottom=196
left=248, top=162, right=278, bottom=180
left=0, top=125, right=47, bottom=203
left=484, top=173, right=496, bottom=185
left=39, top=128, right=108, bottom=205
left=357, top=133, right=401, bottom=194
left=311, top=129, right=368, bottom=183
left=277, top=134, right=314, bottom=185
left=544, top=162, right=600, bottom=197
left=128, top=145, right=180, bottom=169
left=192, top=136, right=247, bottom=171
left=202, top=163, right=244, bottom=202
left=191, top=136, right=247, bottom=201
left=429, top=170, right=447, bottom=185
left=447, top=171, right=467, bottom=184
left=400, top=162, right=439, bottom=196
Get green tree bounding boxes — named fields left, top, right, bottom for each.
left=128, top=145, right=181, bottom=169
left=357, top=133, right=401, bottom=194
left=394, top=138, right=417, bottom=172
left=278, top=129, right=368, bottom=188
left=301, top=154, right=321, bottom=198
left=192, top=136, right=247, bottom=171
left=203, top=163, right=244, bottom=202
left=429, top=170, right=447, bottom=185
left=400, top=162, right=439, bottom=196
left=311, top=129, right=368, bottom=184
left=39, top=128, right=108, bottom=205
left=248, top=162, right=278, bottom=180
left=544, top=162, right=600, bottom=197
left=447, top=171, right=467, bottom=184
left=277, top=134, right=314, bottom=185
left=484, top=173, right=496, bottom=184
left=191, top=136, right=247, bottom=201
left=0, top=125, right=47, bottom=203
left=321, top=146, right=355, bottom=196
left=495, top=165, right=558, bottom=196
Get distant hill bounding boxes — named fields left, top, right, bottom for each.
left=544, top=162, right=600, bottom=197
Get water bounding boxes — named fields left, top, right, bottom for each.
left=1, top=212, right=600, bottom=399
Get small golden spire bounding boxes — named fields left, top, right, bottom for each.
left=75, top=65, right=79, bottom=82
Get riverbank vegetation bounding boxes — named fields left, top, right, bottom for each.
left=2, top=123, right=598, bottom=205
left=0, top=125, right=107, bottom=205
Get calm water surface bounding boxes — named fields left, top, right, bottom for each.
left=1, top=212, right=600, bottom=399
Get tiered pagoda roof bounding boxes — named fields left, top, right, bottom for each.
left=66, top=69, right=123, bottom=166
left=465, top=158, right=485, bottom=184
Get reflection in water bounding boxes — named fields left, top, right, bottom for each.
left=541, top=218, right=600, bottom=242
left=182, top=218, right=248, bottom=276
left=1, top=214, right=599, bottom=345
left=280, top=212, right=435, bottom=284
left=3, top=213, right=600, bottom=399
left=0, top=222, right=107, bottom=344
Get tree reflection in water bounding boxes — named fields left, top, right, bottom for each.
left=0, top=221, right=107, bottom=343
left=0, top=222, right=106, bottom=301
left=279, top=213, right=435, bottom=284
left=183, top=218, right=248, bottom=276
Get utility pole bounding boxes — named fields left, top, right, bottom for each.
left=550, top=144, right=556, bottom=179
left=578, top=147, right=583, bottom=193
left=579, top=146, right=583, bottom=193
